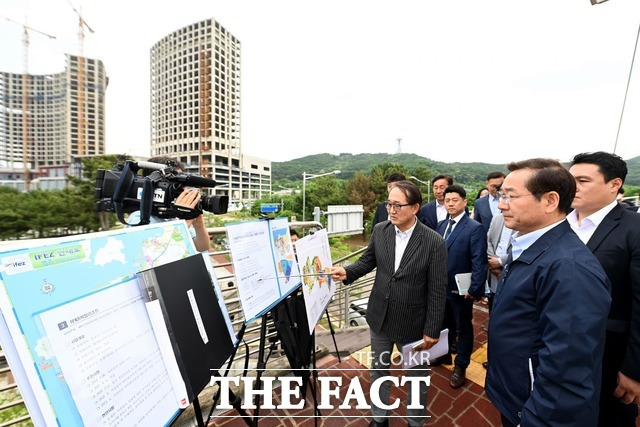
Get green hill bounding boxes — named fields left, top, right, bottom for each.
left=272, top=153, right=507, bottom=185
left=273, top=153, right=640, bottom=186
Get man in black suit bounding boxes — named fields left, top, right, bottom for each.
left=418, top=174, right=453, bottom=230
left=472, top=171, right=506, bottom=233
left=372, top=172, right=406, bottom=227
left=568, top=152, right=640, bottom=426
left=436, top=185, right=488, bottom=388
left=331, top=180, right=447, bottom=427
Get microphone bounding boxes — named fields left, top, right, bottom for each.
left=183, top=174, right=218, bottom=188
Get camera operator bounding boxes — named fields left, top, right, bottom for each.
left=127, top=156, right=211, bottom=252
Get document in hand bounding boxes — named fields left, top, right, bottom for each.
left=401, top=329, right=449, bottom=369
left=454, top=273, right=490, bottom=295
left=454, top=272, right=472, bottom=294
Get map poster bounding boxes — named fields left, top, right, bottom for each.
left=294, top=229, right=335, bottom=334
left=0, top=221, right=196, bottom=426
left=225, top=217, right=301, bottom=324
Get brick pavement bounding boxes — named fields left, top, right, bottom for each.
left=211, top=303, right=501, bottom=426
left=210, top=302, right=639, bottom=427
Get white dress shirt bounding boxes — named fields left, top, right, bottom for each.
left=394, top=217, right=418, bottom=272
left=510, top=219, right=565, bottom=261
left=436, top=201, right=447, bottom=223
left=496, top=225, right=513, bottom=266
left=566, top=199, right=617, bottom=244
left=489, top=195, right=501, bottom=217
left=442, top=212, right=465, bottom=239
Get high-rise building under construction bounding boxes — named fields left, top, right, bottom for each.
left=0, top=54, right=107, bottom=190
left=150, top=18, right=270, bottom=202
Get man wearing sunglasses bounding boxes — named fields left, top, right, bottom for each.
left=331, top=180, right=447, bottom=427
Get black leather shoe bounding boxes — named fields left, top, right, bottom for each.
left=429, top=353, right=452, bottom=366
left=450, top=366, right=466, bottom=388
left=368, top=420, right=389, bottom=427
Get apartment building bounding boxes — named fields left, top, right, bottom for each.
left=150, top=18, right=270, bottom=202
left=0, top=54, right=107, bottom=190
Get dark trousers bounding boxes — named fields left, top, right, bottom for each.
left=501, top=414, right=518, bottom=427
left=442, top=299, right=458, bottom=351
left=369, top=329, right=429, bottom=426
left=598, top=331, right=638, bottom=427
left=447, top=294, right=474, bottom=369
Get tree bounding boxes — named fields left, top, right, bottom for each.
left=369, top=163, right=409, bottom=202
left=304, top=176, right=347, bottom=222
left=345, top=172, right=377, bottom=218
left=67, top=155, right=124, bottom=231
left=0, top=187, right=29, bottom=239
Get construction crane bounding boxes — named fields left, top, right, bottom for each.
left=66, top=0, right=94, bottom=158
left=1, top=15, right=56, bottom=191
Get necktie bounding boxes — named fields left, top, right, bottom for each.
left=444, top=219, right=456, bottom=240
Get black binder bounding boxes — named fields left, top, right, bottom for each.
left=137, top=253, right=235, bottom=403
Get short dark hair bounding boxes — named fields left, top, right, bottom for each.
left=144, top=156, right=186, bottom=177
left=290, top=229, right=299, bottom=238
left=475, top=187, right=489, bottom=200
left=571, top=152, right=627, bottom=184
left=432, top=174, right=453, bottom=185
left=387, top=172, right=406, bottom=183
left=506, top=158, right=575, bottom=214
left=487, top=171, right=506, bottom=181
left=391, top=180, right=422, bottom=206
left=444, top=184, right=466, bottom=199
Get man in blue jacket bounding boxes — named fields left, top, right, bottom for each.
left=485, top=158, right=611, bottom=427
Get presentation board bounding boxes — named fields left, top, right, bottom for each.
left=294, top=229, right=335, bottom=334
left=0, top=221, right=197, bottom=426
left=225, top=218, right=301, bottom=323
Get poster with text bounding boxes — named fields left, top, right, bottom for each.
left=0, top=221, right=196, bottom=426
left=226, top=218, right=301, bottom=323
left=294, top=229, right=335, bottom=334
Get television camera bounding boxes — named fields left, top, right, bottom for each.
left=95, top=160, right=228, bottom=225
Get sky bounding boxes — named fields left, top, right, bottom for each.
left=2, top=0, right=640, bottom=165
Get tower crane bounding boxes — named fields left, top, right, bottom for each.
left=1, top=15, right=56, bottom=191
left=66, top=0, right=94, bottom=157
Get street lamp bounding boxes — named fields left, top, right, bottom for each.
left=302, top=170, right=341, bottom=222
left=410, top=176, right=431, bottom=203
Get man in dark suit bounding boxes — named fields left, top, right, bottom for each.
left=418, top=174, right=453, bottom=230
left=568, top=152, right=640, bottom=426
left=485, top=158, right=611, bottom=427
left=473, top=171, right=506, bottom=233
left=331, top=180, right=447, bottom=427
left=372, top=172, right=406, bottom=228
left=436, top=185, right=488, bottom=388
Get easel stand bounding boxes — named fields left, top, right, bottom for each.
left=324, top=308, right=341, bottom=363
left=279, top=294, right=321, bottom=424
left=207, top=323, right=252, bottom=426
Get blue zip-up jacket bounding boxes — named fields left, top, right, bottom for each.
left=485, top=221, right=611, bottom=426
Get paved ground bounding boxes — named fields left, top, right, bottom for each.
left=209, top=301, right=640, bottom=427
left=211, top=303, right=500, bottom=426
